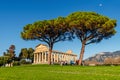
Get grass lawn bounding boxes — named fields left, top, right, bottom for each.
left=0, top=65, right=120, bottom=80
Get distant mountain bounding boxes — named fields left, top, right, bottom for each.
left=85, top=51, right=120, bottom=62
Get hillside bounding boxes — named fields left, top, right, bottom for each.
left=85, top=51, right=120, bottom=62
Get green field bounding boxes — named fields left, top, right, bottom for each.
left=0, top=65, right=120, bottom=80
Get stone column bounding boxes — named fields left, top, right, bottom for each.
left=39, top=53, right=41, bottom=63
left=57, top=54, right=58, bottom=62
left=58, top=54, right=60, bottom=62
left=61, top=54, right=62, bottom=61
left=74, top=56, right=77, bottom=61
left=63, top=54, right=65, bottom=61
left=73, top=56, right=75, bottom=62
left=45, top=52, right=46, bottom=62
left=70, top=56, right=72, bottom=60
left=34, top=53, right=35, bottom=63
left=62, top=54, right=63, bottom=61
left=69, top=55, right=70, bottom=60
left=64, top=55, right=66, bottom=61
left=66, top=55, right=67, bottom=61
left=36, top=53, right=38, bottom=63
left=68, top=55, right=70, bottom=63
left=46, top=52, right=48, bottom=61
left=62, top=54, right=64, bottom=61
left=38, top=53, right=39, bottom=63
left=60, top=54, right=62, bottom=61
left=65, top=55, right=67, bottom=61
left=40, top=52, right=42, bottom=62
left=61, top=54, right=63, bottom=61
left=54, top=54, right=56, bottom=62
left=51, top=53, right=52, bottom=62
left=42, top=52, right=44, bottom=63
left=35, top=53, right=37, bottom=63
left=59, top=54, right=61, bottom=61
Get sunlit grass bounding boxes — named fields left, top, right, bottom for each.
left=0, top=65, right=120, bottom=80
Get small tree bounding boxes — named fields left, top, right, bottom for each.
left=6, top=45, right=16, bottom=58
left=28, top=48, right=34, bottom=62
left=19, top=48, right=28, bottom=59
left=19, top=48, right=34, bottom=62
left=67, top=12, right=117, bottom=65
left=3, top=45, right=16, bottom=65
left=21, top=17, right=72, bottom=65
left=0, top=56, right=9, bottom=66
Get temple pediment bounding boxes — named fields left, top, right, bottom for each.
left=66, top=50, right=73, bottom=54
left=34, top=44, right=48, bottom=53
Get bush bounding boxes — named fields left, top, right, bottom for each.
left=13, top=61, right=20, bottom=66
left=0, top=60, right=4, bottom=66
left=20, top=59, right=26, bottom=64
left=0, top=56, right=9, bottom=66
left=20, top=59, right=32, bottom=65
left=25, top=61, right=31, bottom=64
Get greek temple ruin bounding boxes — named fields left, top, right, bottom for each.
left=33, top=44, right=77, bottom=64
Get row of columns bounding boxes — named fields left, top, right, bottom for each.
left=34, top=52, right=77, bottom=64
left=34, top=52, right=48, bottom=64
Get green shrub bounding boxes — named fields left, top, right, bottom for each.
left=20, top=59, right=32, bottom=65
left=20, top=59, right=26, bottom=64
left=0, top=60, right=4, bottom=66
left=13, top=61, right=20, bottom=66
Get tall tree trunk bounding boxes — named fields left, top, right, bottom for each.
left=78, top=41, right=86, bottom=65
left=48, top=43, right=53, bottom=65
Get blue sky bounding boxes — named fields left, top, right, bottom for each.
left=0, top=0, right=120, bottom=59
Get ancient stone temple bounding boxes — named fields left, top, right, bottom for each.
left=33, top=44, right=77, bottom=64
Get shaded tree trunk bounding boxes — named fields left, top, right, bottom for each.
left=78, top=41, right=86, bottom=65
left=48, top=43, right=53, bottom=65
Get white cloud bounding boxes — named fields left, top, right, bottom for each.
left=99, top=3, right=103, bottom=7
